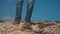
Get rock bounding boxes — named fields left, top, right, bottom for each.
left=18, top=31, right=35, bottom=34
left=31, top=24, right=40, bottom=32
left=42, top=24, right=60, bottom=34
left=0, top=22, right=60, bottom=34
left=18, top=23, right=26, bottom=30
left=18, top=22, right=31, bottom=31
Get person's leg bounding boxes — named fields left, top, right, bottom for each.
left=13, top=0, right=24, bottom=24
left=25, top=0, right=35, bottom=22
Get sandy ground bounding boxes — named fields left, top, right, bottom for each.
left=0, top=22, right=60, bottom=34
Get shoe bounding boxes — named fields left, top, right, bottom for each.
left=23, top=21, right=31, bottom=28
left=13, top=20, right=20, bottom=25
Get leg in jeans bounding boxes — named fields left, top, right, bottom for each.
left=25, top=0, right=35, bottom=22
left=14, top=0, right=24, bottom=24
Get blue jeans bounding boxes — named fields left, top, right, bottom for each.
left=15, top=0, right=35, bottom=22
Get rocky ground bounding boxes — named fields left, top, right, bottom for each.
left=0, top=21, right=60, bottom=34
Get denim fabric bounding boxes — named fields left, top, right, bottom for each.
left=25, top=0, right=35, bottom=21
left=15, top=0, right=35, bottom=21
left=15, top=0, right=24, bottom=21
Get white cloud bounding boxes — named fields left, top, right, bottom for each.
left=2, top=16, right=14, bottom=20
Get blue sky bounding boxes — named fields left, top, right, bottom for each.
left=0, top=0, right=60, bottom=22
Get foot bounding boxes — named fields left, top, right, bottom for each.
left=13, top=20, right=20, bottom=25
left=24, top=21, right=31, bottom=25
left=23, top=21, right=31, bottom=28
